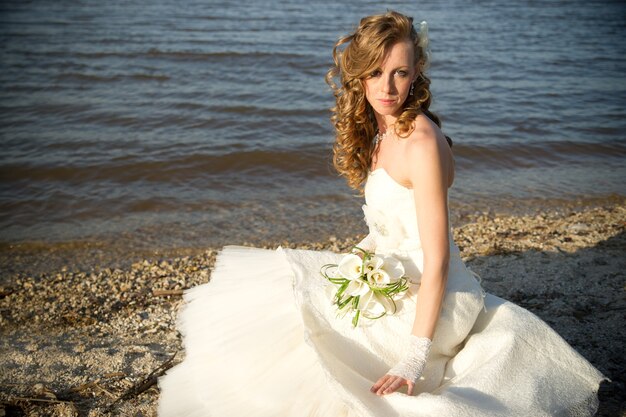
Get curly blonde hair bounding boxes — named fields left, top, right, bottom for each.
left=326, top=10, right=447, bottom=190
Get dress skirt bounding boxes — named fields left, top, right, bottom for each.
left=158, top=245, right=605, bottom=417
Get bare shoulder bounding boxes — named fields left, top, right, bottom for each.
left=402, top=113, right=455, bottom=187
left=403, top=113, right=447, bottom=161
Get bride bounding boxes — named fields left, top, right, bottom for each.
left=159, top=10, right=604, bottom=416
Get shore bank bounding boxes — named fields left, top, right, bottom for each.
left=1, top=202, right=624, bottom=416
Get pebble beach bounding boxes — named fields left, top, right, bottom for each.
left=1, top=201, right=624, bottom=416
left=2, top=0, right=625, bottom=415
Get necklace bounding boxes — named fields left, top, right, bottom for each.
left=374, top=128, right=393, bottom=145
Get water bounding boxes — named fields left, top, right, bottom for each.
left=1, top=0, right=625, bottom=251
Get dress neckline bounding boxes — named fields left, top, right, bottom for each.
left=369, top=168, right=414, bottom=192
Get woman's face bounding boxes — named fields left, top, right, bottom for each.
left=363, top=40, right=416, bottom=122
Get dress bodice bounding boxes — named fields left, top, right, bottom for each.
left=363, top=168, right=464, bottom=285
left=364, top=169, right=422, bottom=253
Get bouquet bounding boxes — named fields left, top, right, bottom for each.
left=320, top=247, right=409, bottom=327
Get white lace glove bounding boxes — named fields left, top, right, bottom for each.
left=388, top=335, right=432, bottom=383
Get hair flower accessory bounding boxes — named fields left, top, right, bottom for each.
left=418, top=20, right=431, bottom=69
left=418, top=21, right=429, bottom=48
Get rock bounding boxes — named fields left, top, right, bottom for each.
left=568, top=223, right=591, bottom=233
left=31, top=383, right=57, bottom=399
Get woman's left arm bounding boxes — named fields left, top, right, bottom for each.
left=407, top=127, right=451, bottom=340
left=371, top=123, right=452, bottom=396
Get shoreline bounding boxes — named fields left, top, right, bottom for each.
left=1, top=202, right=624, bottom=416
left=2, top=193, right=624, bottom=283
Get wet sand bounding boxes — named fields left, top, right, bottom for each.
left=1, top=202, right=624, bottom=416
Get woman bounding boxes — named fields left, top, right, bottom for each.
left=159, top=11, right=605, bottom=416
left=327, top=11, right=460, bottom=397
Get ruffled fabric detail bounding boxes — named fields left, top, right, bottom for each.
left=158, top=246, right=353, bottom=417
left=159, top=246, right=605, bottom=417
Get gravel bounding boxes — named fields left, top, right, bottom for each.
left=1, top=203, right=624, bottom=416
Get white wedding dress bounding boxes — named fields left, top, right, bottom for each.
left=158, top=168, right=605, bottom=417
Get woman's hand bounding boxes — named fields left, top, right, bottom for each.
left=370, top=373, right=414, bottom=396
left=371, top=335, right=432, bottom=396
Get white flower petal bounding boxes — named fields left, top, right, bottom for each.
left=367, top=269, right=390, bottom=286
left=345, top=279, right=369, bottom=297
left=364, top=296, right=386, bottom=317
left=381, top=256, right=405, bottom=281
left=375, top=292, right=396, bottom=314
left=356, top=289, right=374, bottom=311
left=363, top=256, right=383, bottom=275
left=337, top=254, right=363, bottom=280
left=371, top=255, right=384, bottom=269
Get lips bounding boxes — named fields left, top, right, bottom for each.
left=378, top=98, right=396, bottom=106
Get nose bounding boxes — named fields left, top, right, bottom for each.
left=381, top=74, right=395, bottom=94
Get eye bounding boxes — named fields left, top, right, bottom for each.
left=395, top=70, right=409, bottom=77
left=367, top=69, right=382, bottom=78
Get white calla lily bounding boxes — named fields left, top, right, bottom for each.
left=345, top=279, right=370, bottom=297
left=358, top=291, right=386, bottom=317
left=363, top=255, right=383, bottom=274
left=375, top=292, right=397, bottom=314
left=356, top=289, right=374, bottom=310
left=367, top=269, right=391, bottom=287
left=381, top=256, right=405, bottom=282
left=337, top=254, right=363, bottom=281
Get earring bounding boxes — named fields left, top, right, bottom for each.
left=409, top=83, right=415, bottom=96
